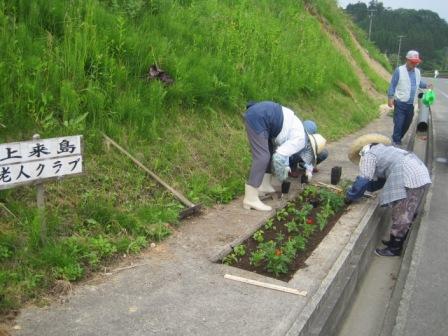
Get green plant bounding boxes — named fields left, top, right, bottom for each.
left=249, top=249, right=265, bottom=267
left=275, top=232, right=285, bottom=243
left=53, top=263, right=84, bottom=281
left=318, top=188, right=345, bottom=212
left=222, top=244, right=246, bottom=265
left=264, top=218, right=274, bottom=230
left=285, top=220, right=299, bottom=233
left=275, top=208, right=288, bottom=221
left=233, top=244, right=246, bottom=257
left=316, top=200, right=335, bottom=231
left=252, top=230, right=264, bottom=243
left=302, top=185, right=318, bottom=198
left=0, top=245, right=12, bottom=261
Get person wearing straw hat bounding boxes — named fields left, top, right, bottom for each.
left=387, top=50, right=432, bottom=146
left=346, top=134, right=431, bottom=256
left=289, top=120, right=329, bottom=177
left=243, top=101, right=327, bottom=211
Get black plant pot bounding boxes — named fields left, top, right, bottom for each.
left=331, top=166, right=342, bottom=185
left=300, top=174, right=308, bottom=184
left=281, top=181, right=291, bottom=194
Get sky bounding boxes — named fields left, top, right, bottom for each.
left=337, top=0, right=448, bottom=21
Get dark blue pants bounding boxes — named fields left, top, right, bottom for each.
left=392, top=101, right=414, bottom=144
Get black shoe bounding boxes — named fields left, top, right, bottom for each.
left=375, top=246, right=401, bottom=257
left=382, top=233, right=408, bottom=247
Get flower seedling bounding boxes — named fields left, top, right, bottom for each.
left=252, top=230, right=264, bottom=243
left=222, top=244, right=246, bottom=265
left=249, top=249, right=265, bottom=267
left=264, top=218, right=274, bottom=230
left=275, top=208, right=288, bottom=221
left=285, top=220, right=299, bottom=233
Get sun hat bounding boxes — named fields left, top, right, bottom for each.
left=303, top=120, right=317, bottom=134
left=348, top=133, right=391, bottom=164
left=406, top=50, right=421, bottom=64
left=308, top=133, right=326, bottom=162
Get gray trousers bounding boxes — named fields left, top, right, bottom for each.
left=245, top=121, right=273, bottom=188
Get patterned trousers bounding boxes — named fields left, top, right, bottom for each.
left=391, top=186, right=426, bottom=238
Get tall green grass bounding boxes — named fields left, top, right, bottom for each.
left=0, top=0, right=368, bottom=140
left=0, top=0, right=386, bottom=314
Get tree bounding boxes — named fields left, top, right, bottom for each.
left=344, top=2, right=448, bottom=70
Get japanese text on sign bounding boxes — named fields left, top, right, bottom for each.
left=0, top=135, right=83, bottom=190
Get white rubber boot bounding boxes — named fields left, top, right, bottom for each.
left=243, top=184, right=272, bottom=211
left=258, top=173, right=276, bottom=195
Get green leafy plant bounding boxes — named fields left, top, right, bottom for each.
left=285, top=220, right=299, bottom=233
left=275, top=208, right=289, bottom=221
left=252, top=230, right=265, bottom=243
left=249, top=249, right=265, bottom=267
left=264, top=218, right=274, bottom=230
left=222, top=244, right=246, bottom=265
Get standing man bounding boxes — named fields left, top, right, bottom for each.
left=434, top=69, right=439, bottom=79
left=243, top=101, right=326, bottom=211
left=387, top=50, right=431, bottom=146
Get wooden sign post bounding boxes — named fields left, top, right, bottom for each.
left=0, top=134, right=84, bottom=242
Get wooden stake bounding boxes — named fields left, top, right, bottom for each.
left=313, top=181, right=374, bottom=198
left=33, top=134, right=46, bottom=243
left=102, top=133, right=194, bottom=207
left=224, top=274, right=307, bottom=296
left=314, top=181, right=343, bottom=192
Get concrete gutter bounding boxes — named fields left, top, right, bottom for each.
left=272, top=198, right=388, bottom=336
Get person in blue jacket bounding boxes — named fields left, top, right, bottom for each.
left=345, top=133, right=431, bottom=256
left=387, top=50, right=432, bottom=145
left=243, top=101, right=326, bottom=211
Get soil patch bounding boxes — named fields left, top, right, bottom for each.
left=221, top=185, right=347, bottom=282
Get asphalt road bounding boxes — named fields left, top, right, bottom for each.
left=392, top=77, right=448, bottom=336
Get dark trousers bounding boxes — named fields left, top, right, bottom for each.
left=392, top=101, right=414, bottom=144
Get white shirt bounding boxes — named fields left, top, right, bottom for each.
left=274, top=107, right=306, bottom=157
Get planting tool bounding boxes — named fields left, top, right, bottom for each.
left=102, top=133, right=201, bottom=219
left=224, top=274, right=307, bottom=296
left=314, top=181, right=374, bottom=198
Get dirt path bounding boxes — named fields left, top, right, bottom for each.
left=349, top=31, right=391, bottom=82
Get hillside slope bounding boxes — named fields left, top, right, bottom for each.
left=0, top=0, right=390, bottom=316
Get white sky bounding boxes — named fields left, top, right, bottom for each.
left=337, top=0, right=448, bottom=21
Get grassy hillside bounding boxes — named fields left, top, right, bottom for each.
left=0, top=0, right=389, bottom=315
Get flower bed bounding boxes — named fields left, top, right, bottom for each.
left=222, top=185, right=347, bottom=281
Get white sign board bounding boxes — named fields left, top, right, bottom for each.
left=0, top=135, right=83, bottom=190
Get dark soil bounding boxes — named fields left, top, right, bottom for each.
left=222, top=188, right=347, bottom=282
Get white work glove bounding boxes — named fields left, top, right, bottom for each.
left=304, top=164, right=313, bottom=182
left=272, top=152, right=290, bottom=182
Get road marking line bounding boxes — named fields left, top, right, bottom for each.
left=435, top=88, right=448, bottom=99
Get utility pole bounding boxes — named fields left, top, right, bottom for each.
left=397, top=35, right=406, bottom=67
left=368, top=9, right=376, bottom=41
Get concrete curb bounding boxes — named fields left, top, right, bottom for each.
left=271, top=199, right=388, bottom=336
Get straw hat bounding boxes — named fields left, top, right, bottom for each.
left=308, top=133, right=326, bottom=162
left=348, top=133, right=391, bottom=164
